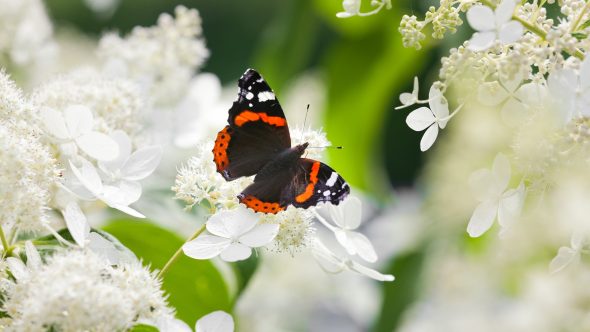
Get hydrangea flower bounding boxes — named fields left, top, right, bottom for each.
left=547, top=56, right=590, bottom=123
left=311, top=238, right=394, bottom=282
left=40, top=105, right=119, bottom=161
left=467, top=153, right=525, bottom=237
left=396, top=76, right=420, bottom=109
left=405, top=85, right=450, bottom=151
left=550, top=233, right=585, bottom=273
left=466, top=0, right=524, bottom=51
left=317, top=196, right=378, bottom=263
left=182, top=207, right=279, bottom=262
left=154, top=310, right=234, bottom=332
left=69, top=159, right=145, bottom=218
left=336, top=0, right=392, bottom=18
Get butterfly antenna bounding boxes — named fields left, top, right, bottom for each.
left=300, top=104, right=310, bottom=143
left=307, top=145, right=343, bottom=149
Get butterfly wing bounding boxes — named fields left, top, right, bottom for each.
left=213, top=69, right=291, bottom=181
left=283, top=158, right=350, bottom=209
left=238, top=158, right=350, bottom=214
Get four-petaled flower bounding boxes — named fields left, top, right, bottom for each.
left=396, top=76, right=420, bottom=109
left=182, top=207, right=279, bottom=262
left=405, top=85, right=449, bottom=151
left=550, top=233, right=585, bottom=273
left=324, top=196, right=378, bottom=263
left=467, top=153, right=525, bottom=237
left=547, top=56, right=590, bottom=124
left=153, top=310, right=234, bottom=332
left=40, top=105, right=119, bottom=161
left=466, top=0, right=523, bottom=51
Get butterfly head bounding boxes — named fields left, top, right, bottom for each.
left=294, top=142, right=309, bottom=156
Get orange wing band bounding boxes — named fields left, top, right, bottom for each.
left=295, top=161, right=321, bottom=203
left=213, top=126, right=232, bottom=171
left=240, top=195, right=285, bottom=214
left=234, top=110, right=286, bottom=127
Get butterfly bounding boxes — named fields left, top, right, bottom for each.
left=212, top=69, right=350, bottom=214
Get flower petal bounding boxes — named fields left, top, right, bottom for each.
left=63, top=201, right=90, bottom=247
left=550, top=247, right=579, bottom=273
left=350, top=260, right=395, bottom=281
left=239, top=223, right=279, bottom=247
left=466, top=5, right=495, bottom=31
left=39, top=107, right=69, bottom=139
left=219, top=243, right=252, bottom=262
left=420, top=124, right=439, bottom=151
left=329, top=196, right=362, bottom=229
left=500, top=98, right=528, bottom=126
left=24, top=241, right=41, bottom=269
left=183, top=235, right=231, bottom=260
left=580, top=57, right=590, bottom=91
left=500, top=71, right=524, bottom=93
left=498, top=20, right=523, bottom=44
left=98, top=130, right=132, bottom=174
left=196, top=311, right=235, bottom=332
left=467, top=200, right=498, bottom=237
left=406, top=107, right=436, bottom=131
left=206, top=208, right=259, bottom=239
left=64, top=104, right=94, bottom=137
left=152, top=317, right=192, bottom=332
left=6, top=257, right=28, bottom=281
left=336, top=230, right=378, bottom=263
left=76, top=132, right=119, bottom=161
left=495, top=0, right=516, bottom=25
left=498, top=183, right=525, bottom=234
left=122, top=145, right=163, bottom=181
left=492, top=153, right=511, bottom=192
left=69, top=159, right=103, bottom=197
left=469, top=169, right=497, bottom=201
left=478, top=81, right=510, bottom=106
left=468, top=31, right=496, bottom=51
left=429, top=86, right=449, bottom=125
left=311, top=239, right=345, bottom=274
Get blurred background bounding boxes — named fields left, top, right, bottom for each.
left=5, top=0, right=534, bottom=331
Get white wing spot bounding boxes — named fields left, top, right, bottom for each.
left=248, top=86, right=252, bottom=90
left=256, top=78, right=264, bottom=83
left=323, top=190, right=331, bottom=196
left=258, top=91, right=275, bottom=102
left=246, top=92, right=254, bottom=100
left=249, top=103, right=253, bottom=107
left=326, top=172, right=338, bottom=187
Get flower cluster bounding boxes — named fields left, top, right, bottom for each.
left=98, top=6, right=209, bottom=106
left=336, top=0, right=392, bottom=18
left=395, top=0, right=590, bottom=329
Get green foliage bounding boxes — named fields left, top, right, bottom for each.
left=371, top=249, right=425, bottom=332
left=127, top=324, right=159, bottom=332
left=102, top=220, right=232, bottom=327
left=232, top=254, right=260, bottom=302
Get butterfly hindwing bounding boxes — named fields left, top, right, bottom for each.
left=214, top=69, right=291, bottom=180
left=283, top=158, right=350, bottom=209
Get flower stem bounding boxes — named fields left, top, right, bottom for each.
left=157, top=223, right=207, bottom=279
left=0, top=226, right=9, bottom=257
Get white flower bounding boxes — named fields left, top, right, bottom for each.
left=4, top=250, right=173, bottom=332
left=547, top=56, right=590, bottom=123
left=336, top=0, right=361, bottom=18
left=311, top=238, right=394, bottom=282
left=467, top=153, right=526, bottom=237
left=40, top=104, right=119, bottom=161
left=466, top=0, right=523, bottom=51
left=260, top=206, right=315, bottom=254
left=405, top=85, right=450, bottom=151
left=196, top=311, right=234, bottom=332
left=62, top=201, right=90, bottom=247
left=182, top=207, right=279, bottom=262
left=172, top=141, right=252, bottom=211
left=98, top=6, right=209, bottom=105
left=317, top=196, right=378, bottom=263
left=154, top=310, right=234, bottom=332
left=98, top=130, right=162, bottom=191
left=69, top=158, right=145, bottom=218
left=550, top=233, right=585, bottom=273
left=477, top=72, right=533, bottom=124
left=0, top=73, right=58, bottom=233
left=290, top=126, right=331, bottom=160
left=396, top=76, right=420, bottom=109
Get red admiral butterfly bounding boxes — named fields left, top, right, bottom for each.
left=213, top=69, right=350, bottom=214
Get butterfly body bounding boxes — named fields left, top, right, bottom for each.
left=213, top=69, right=350, bottom=214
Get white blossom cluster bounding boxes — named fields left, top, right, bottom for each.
left=395, top=0, right=590, bottom=329
left=336, top=0, right=392, bottom=18
left=98, top=6, right=210, bottom=106
left=2, top=248, right=174, bottom=331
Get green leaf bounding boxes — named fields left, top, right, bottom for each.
left=127, top=324, right=159, bottom=332
left=579, top=19, right=590, bottom=30
left=102, top=219, right=232, bottom=327
left=371, top=249, right=425, bottom=332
